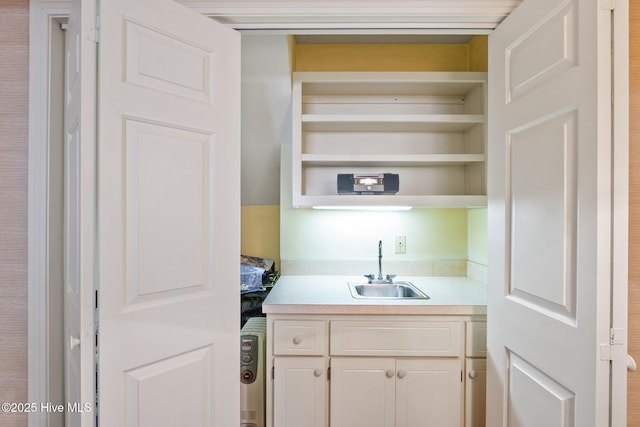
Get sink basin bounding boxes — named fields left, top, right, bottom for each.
left=348, top=281, right=430, bottom=300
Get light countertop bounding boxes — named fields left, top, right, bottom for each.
left=262, top=275, right=487, bottom=315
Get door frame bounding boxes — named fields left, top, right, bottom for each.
left=611, top=2, right=630, bottom=424
left=27, top=0, right=627, bottom=425
left=27, top=3, right=71, bottom=425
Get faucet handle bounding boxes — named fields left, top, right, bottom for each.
left=385, top=274, right=396, bottom=283
left=364, top=274, right=375, bottom=283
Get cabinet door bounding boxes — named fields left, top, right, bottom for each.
left=465, top=358, right=486, bottom=427
left=330, top=358, right=396, bottom=427
left=396, top=358, right=462, bottom=427
left=273, top=357, right=327, bottom=427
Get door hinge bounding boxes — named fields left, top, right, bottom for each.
left=95, top=13, right=101, bottom=42
left=610, top=327, right=626, bottom=345
left=89, top=13, right=100, bottom=43
left=327, top=366, right=331, bottom=381
left=271, top=366, right=275, bottom=380
left=601, top=0, right=614, bottom=11
left=600, top=328, right=626, bottom=361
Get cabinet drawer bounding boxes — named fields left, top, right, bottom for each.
left=330, top=320, right=462, bottom=357
left=273, top=320, right=327, bottom=355
left=465, top=321, right=487, bottom=357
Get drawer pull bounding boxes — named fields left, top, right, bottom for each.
left=385, top=369, right=395, bottom=379
left=292, top=335, right=303, bottom=345
left=314, top=369, right=323, bottom=378
left=397, top=370, right=407, bottom=379
left=468, top=370, right=477, bottom=379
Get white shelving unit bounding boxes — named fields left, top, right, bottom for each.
left=291, top=71, right=488, bottom=208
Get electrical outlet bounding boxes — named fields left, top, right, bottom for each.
left=395, top=235, right=406, bottom=254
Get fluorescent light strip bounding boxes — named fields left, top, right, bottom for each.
left=312, top=206, right=412, bottom=211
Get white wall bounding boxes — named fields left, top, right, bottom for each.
left=240, top=34, right=292, bottom=205
left=280, top=144, right=471, bottom=276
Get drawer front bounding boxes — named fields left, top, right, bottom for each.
left=465, top=321, right=487, bottom=357
left=273, top=320, right=327, bottom=355
left=330, top=320, right=462, bottom=357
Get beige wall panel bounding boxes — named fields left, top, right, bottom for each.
left=241, top=205, right=280, bottom=269
left=0, top=1, right=29, bottom=427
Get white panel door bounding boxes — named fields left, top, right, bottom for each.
left=64, top=1, right=97, bottom=425
left=487, top=0, right=617, bottom=426
left=68, top=0, right=241, bottom=425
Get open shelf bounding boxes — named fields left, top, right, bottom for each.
left=292, top=72, right=487, bottom=208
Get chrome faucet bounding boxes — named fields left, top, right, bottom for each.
left=364, top=240, right=396, bottom=284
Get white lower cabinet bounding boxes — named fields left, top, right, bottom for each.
left=331, top=357, right=462, bottom=427
left=273, top=357, right=327, bottom=427
left=267, top=315, right=486, bottom=427
left=464, top=321, right=487, bottom=427
left=330, top=357, right=396, bottom=427
left=464, top=358, right=486, bottom=427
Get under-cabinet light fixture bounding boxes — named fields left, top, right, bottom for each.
left=311, top=206, right=412, bottom=211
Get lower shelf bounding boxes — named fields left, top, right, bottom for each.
left=293, top=194, right=487, bottom=208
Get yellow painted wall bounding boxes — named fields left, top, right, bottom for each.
left=468, top=35, right=489, bottom=72
left=241, top=205, right=280, bottom=269
left=295, top=43, right=470, bottom=72
left=294, top=35, right=488, bottom=72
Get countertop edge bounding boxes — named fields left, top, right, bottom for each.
left=263, top=304, right=487, bottom=316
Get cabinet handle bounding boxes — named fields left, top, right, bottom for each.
left=397, top=370, right=407, bottom=379
left=292, top=335, right=303, bottom=345
left=314, top=369, right=323, bottom=378
left=385, top=369, right=395, bottom=379
left=468, top=370, right=477, bottom=379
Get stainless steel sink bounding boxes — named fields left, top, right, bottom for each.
left=348, top=281, right=430, bottom=300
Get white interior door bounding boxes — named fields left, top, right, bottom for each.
left=486, top=0, right=618, bottom=426
left=64, top=1, right=97, bottom=425
left=68, top=0, right=241, bottom=425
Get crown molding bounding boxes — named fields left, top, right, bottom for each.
left=176, top=0, right=521, bottom=29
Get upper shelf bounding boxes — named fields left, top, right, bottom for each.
left=301, top=154, right=485, bottom=167
left=292, top=71, right=488, bottom=208
left=301, top=114, right=485, bottom=132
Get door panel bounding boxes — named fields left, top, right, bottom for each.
left=123, top=119, right=212, bottom=305
left=395, top=358, right=461, bottom=427
left=68, top=0, right=240, bottom=425
left=506, top=354, right=574, bottom=426
left=487, top=0, right=613, bottom=426
left=331, top=358, right=396, bottom=427
left=273, top=357, right=327, bottom=427
left=124, top=346, right=213, bottom=426
left=508, top=109, right=577, bottom=321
